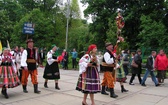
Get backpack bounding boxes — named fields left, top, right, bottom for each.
left=123, top=54, right=129, bottom=61
left=123, top=54, right=129, bottom=65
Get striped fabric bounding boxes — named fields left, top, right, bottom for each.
left=76, top=66, right=101, bottom=93
left=0, top=65, right=20, bottom=88
left=116, top=61, right=126, bottom=82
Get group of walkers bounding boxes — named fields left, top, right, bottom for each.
left=128, top=49, right=166, bottom=87
left=76, top=43, right=167, bottom=105
left=0, top=39, right=41, bottom=99
left=0, top=38, right=167, bottom=105
left=0, top=38, right=78, bottom=99
left=76, top=40, right=130, bottom=105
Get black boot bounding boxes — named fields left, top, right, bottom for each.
left=101, top=86, right=109, bottom=95
left=22, top=85, right=28, bottom=93
left=55, top=83, right=60, bottom=90
left=34, top=84, right=41, bottom=94
left=121, top=85, right=128, bottom=93
left=106, top=86, right=110, bottom=92
left=110, top=88, right=118, bottom=98
left=2, top=88, right=8, bottom=99
left=44, top=82, right=48, bottom=88
left=1, top=88, right=5, bottom=95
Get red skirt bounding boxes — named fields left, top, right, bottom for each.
left=0, top=66, right=20, bottom=88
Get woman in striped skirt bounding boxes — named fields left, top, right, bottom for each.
left=76, top=44, right=101, bottom=105
left=116, top=55, right=128, bottom=93
left=0, top=48, right=20, bottom=99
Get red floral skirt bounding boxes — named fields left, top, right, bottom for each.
left=0, top=66, right=20, bottom=88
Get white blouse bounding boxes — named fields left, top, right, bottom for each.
left=47, top=50, right=56, bottom=65
left=103, top=52, right=114, bottom=64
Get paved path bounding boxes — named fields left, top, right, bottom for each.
left=0, top=67, right=168, bottom=105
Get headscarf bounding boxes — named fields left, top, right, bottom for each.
left=86, top=44, right=97, bottom=54
left=51, top=44, right=57, bottom=49
left=2, top=47, right=8, bottom=51
left=51, top=44, right=58, bottom=57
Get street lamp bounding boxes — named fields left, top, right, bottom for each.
left=65, top=0, right=70, bottom=50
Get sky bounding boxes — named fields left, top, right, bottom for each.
left=62, top=0, right=92, bottom=23
left=78, top=0, right=92, bottom=23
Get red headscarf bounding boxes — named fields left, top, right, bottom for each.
left=86, top=44, right=97, bottom=54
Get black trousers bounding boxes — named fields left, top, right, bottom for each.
left=72, top=58, right=77, bottom=68
left=19, top=69, right=22, bottom=81
left=129, top=74, right=142, bottom=84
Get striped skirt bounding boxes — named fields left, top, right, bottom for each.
left=0, top=66, right=20, bottom=88
left=116, top=68, right=126, bottom=82
left=76, top=66, right=101, bottom=94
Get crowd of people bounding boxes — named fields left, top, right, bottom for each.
left=76, top=44, right=168, bottom=105
left=0, top=38, right=167, bottom=105
left=0, top=38, right=79, bottom=99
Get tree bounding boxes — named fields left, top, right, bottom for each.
left=137, top=15, right=167, bottom=49
left=17, top=0, right=38, bottom=12
left=0, top=0, right=25, bottom=22
left=81, top=0, right=168, bottom=50
left=0, top=10, right=13, bottom=44
left=11, top=9, right=55, bottom=48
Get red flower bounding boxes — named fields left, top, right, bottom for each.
left=85, top=56, right=89, bottom=59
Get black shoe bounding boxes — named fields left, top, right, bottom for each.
left=110, top=88, right=118, bottom=98
left=4, top=94, right=9, bottom=99
left=155, top=84, right=160, bottom=87
left=121, top=85, right=128, bottom=93
left=34, top=84, right=41, bottom=94
left=23, top=90, right=28, bottom=93
left=141, top=84, right=146, bottom=87
left=101, top=91, right=109, bottom=95
left=2, top=88, right=9, bottom=99
left=101, top=86, right=109, bottom=95
left=22, top=85, right=28, bottom=93
left=1, top=89, right=5, bottom=95
left=44, top=82, right=48, bottom=88
left=121, top=89, right=128, bottom=93
left=129, top=83, right=134, bottom=85
left=55, top=83, right=60, bottom=90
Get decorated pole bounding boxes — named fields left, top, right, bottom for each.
left=115, top=8, right=125, bottom=55
left=112, top=8, right=125, bottom=83
left=116, top=8, right=125, bottom=38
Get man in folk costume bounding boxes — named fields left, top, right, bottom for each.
left=21, top=39, right=41, bottom=94
left=101, top=42, right=118, bottom=98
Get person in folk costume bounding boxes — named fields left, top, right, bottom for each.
left=21, top=39, right=41, bottom=94
left=0, top=48, right=20, bottom=99
left=115, top=54, right=128, bottom=93
left=16, top=47, right=24, bottom=81
left=43, top=45, right=61, bottom=90
left=101, top=42, right=118, bottom=98
left=10, top=46, right=19, bottom=65
left=105, top=40, right=120, bottom=91
left=76, top=44, right=101, bottom=105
